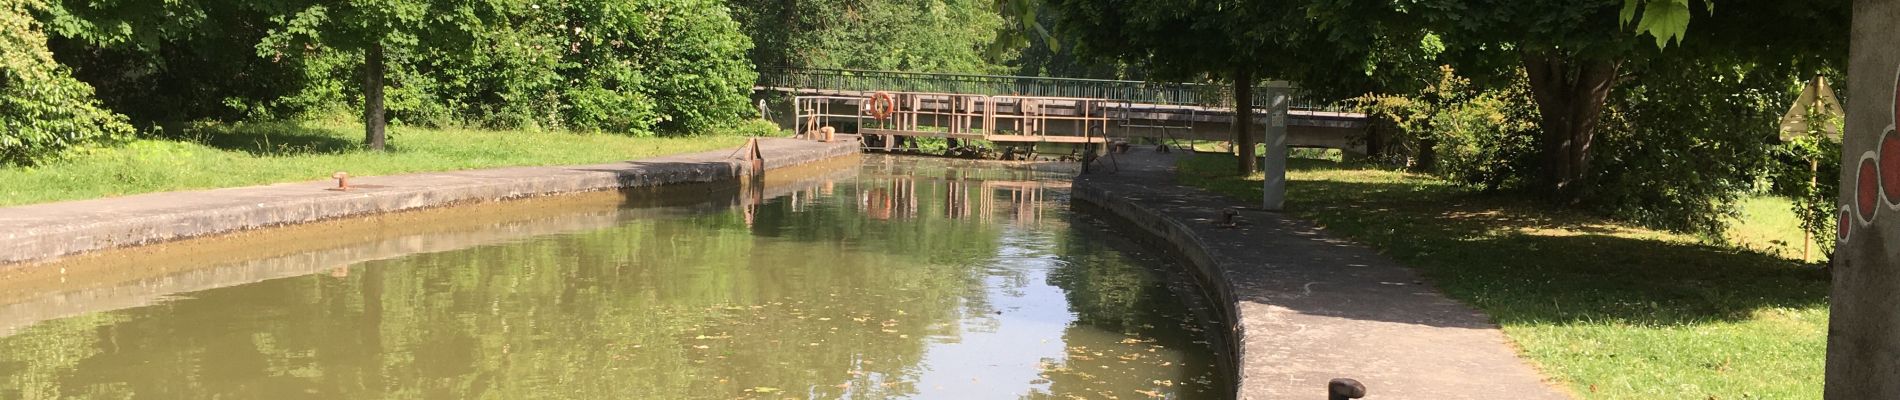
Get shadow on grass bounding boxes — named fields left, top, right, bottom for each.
left=186, top=122, right=366, bottom=156
left=1184, top=154, right=1826, bottom=327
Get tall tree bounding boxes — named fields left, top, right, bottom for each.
left=260, top=0, right=499, bottom=150
left=1046, top=0, right=1363, bottom=174
left=1403, top=0, right=1637, bottom=199
left=1307, top=0, right=1845, bottom=200
left=729, top=0, right=1006, bottom=73
left=39, top=0, right=315, bottom=126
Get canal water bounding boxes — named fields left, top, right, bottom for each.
left=0, top=156, right=1222, bottom=399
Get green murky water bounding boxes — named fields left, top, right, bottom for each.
left=0, top=156, right=1222, bottom=399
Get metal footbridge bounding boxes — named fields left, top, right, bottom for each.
left=754, top=67, right=1369, bottom=151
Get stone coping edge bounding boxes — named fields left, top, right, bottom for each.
left=1070, top=180, right=1248, bottom=396
left=0, top=137, right=861, bottom=267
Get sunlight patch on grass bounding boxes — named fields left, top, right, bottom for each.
left=1727, top=196, right=1813, bottom=262
left=0, top=122, right=754, bottom=206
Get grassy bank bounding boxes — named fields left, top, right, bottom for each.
left=1727, top=196, right=1817, bottom=262
left=0, top=122, right=760, bottom=207
left=1176, top=154, right=1826, bottom=399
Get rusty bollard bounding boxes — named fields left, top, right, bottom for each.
left=332, top=171, right=350, bottom=191
left=1218, top=208, right=1240, bottom=228
left=1328, top=378, right=1367, bottom=400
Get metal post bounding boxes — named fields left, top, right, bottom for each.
left=1328, top=378, right=1367, bottom=400
left=793, top=97, right=805, bottom=139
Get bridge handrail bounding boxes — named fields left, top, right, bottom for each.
left=758, top=66, right=1346, bottom=112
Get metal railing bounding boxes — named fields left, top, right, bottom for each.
left=792, top=92, right=1116, bottom=144
left=758, top=67, right=1345, bottom=112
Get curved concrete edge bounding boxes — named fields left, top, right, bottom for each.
left=0, top=137, right=861, bottom=268
left=1070, top=181, right=1249, bottom=390
left=1071, top=153, right=1570, bottom=399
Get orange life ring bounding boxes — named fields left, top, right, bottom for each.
left=868, top=91, right=896, bottom=120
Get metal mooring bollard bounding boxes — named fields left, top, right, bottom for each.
left=1218, top=208, right=1240, bottom=227
left=331, top=171, right=350, bottom=191
left=1328, top=378, right=1367, bottom=400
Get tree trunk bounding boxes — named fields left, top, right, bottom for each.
left=1365, top=116, right=1385, bottom=160
left=1521, top=52, right=1620, bottom=200
left=364, top=43, right=387, bottom=151
left=1234, top=68, right=1256, bottom=174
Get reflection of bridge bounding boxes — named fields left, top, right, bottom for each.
left=756, top=67, right=1369, bottom=152
left=859, top=176, right=1061, bottom=226
left=853, top=157, right=1069, bottom=224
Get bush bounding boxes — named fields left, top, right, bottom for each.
left=1770, top=133, right=1842, bottom=257
left=40, top=0, right=321, bottom=126
left=1360, top=60, right=1796, bottom=237
left=1582, top=59, right=1786, bottom=236
left=723, top=119, right=788, bottom=137
left=1353, top=67, right=1539, bottom=192
left=372, top=0, right=755, bottom=135
left=0, top=0, right=132, bottom=166
left=1432, top=77, right=1540, bottom=192
left=45, top=0, right=756, bottom=137
left=634, top=0, right=759, bottom=134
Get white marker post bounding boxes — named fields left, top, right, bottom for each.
left=1261, top=83, right=1291, bottom=211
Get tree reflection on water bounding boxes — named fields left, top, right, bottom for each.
left=0, top=156, right=1221, bottom=399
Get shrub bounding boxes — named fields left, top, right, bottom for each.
left=385, top=0, right=755, bottom=135
left=0, top=0, right=133, bottom=166
left=1432, top=77, right=1540, bottom=192
left=1771, top=132, right=1842, bottom=257
left=1583, top=59, right=1786, bottom=236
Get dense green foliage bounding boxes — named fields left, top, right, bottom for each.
left=1231, top=0, right=1842, bottom=237
left=730, top=0, right=1005, bottom=73
left=7, top=0, right=1095, bottom=166
left=0, top=0, right=133, bottom=166
left=7, top=0, right=1850, bottom=244
left=1046, top=0, right=1364, bottom=172
left=1290, top=0, right=1846, bottom=218
left=0, top=121, right=761, bottom=206
left=1584, top=58, right=1791, bottom=234
left=1770, top=121, right=1843, bottom=257
left=16, top=0, right=759, bottom=157
left=1357, top=55, right=1833, bottom=236
left=1424, top=76, right=1542, bottom=192
left=261, top=0, right=759, bottom=134
left=39, top=0, right=315, bottom=124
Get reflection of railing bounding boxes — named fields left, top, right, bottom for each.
left=758, top=66, right=1344, bottom=112
left=856, top=175, right=1053, bottom=225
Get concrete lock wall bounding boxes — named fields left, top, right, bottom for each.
left=1826, top=0, right=1900, bottom=397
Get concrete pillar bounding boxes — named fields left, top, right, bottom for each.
left=1826, top=0, right=1900, bottom=397
left=1262, top=85, right=1291, bottom=211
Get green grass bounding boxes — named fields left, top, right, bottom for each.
left=1727, top=196, right=1815, bottom=262
left=0, top=122, right=758, bottom=206
left=1176, top=154, right=1826, bottom=399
